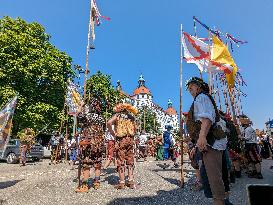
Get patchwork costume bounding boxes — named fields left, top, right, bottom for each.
left=18, top=128, right=35, bottom=166
left=75, top=97, right=105, bottom=192
left=49, top=132, right=63, bottom=164
left=108, top=103, right=138, bottom=189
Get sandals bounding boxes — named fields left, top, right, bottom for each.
left=114, top=182, right=126, bottom=189
left=93, top=181, right=100, bottom=190
left=126, top=181, right=135, bottom=189
left=75, top=184, right=89, bottom=193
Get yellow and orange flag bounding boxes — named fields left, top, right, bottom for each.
left=210, top=35, right=238, bottom=87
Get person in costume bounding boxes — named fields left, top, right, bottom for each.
left=162, top=125, right=179, bottom=168
left=107, top=103, right=138, bottom=189
left=138, top=131, right=148, bottom=161
left=75, top=96, right=105, bottom=192
left=18, top=128, right=36, bottom=166
left=155, top=134, right=164, bottom=161
left=185, top=77, right=232, bottom=205
left=69, top=135, right=78, bottom=166
left=101, top=128, right=116, bottom=176
left=49, top=131, right=63, bottom=165
left=239, top=115, right=263, bottom=179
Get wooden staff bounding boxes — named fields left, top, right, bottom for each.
left=179, top=24, right=185, bottom=188
left=228, top=86, right=237, bottom=123
left=221, top=78, right=231, bottom=115
left=83, top=0, right=93, bottom=99
left=65, top=106, right=69, bottom=162
left=215, top=74, right=223, bottom=111
left=211, top=73, right=216, bottom=102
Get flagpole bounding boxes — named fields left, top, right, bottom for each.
left=207, top=31, right=213, bottom=95
left=83, top=0, right=93, bottom=100
left=179, top=24, right=185, bottom=188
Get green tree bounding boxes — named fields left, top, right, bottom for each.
left=0, top=16, right=75, bottom=135
left=138, top=106, right=160, bottom=134
left=86, top=71, right=124, bottom=121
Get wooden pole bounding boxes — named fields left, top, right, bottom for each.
left=179, top=24, right=185, bottom=188
left=143, top=107, right=146, bottom=133
left=207, top=31, right=213, bottom=95
left=65, top=106, right=69, bottom=162
left=83, top=0, right=93, bottom=99
left=215, top=74, right=223, bottom=111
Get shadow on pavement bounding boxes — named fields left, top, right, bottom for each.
left=0, top=179, right=24, bottom=189
left=106, top=186, right=206, bottom=205
left=102, top=175, right=119, bottom=185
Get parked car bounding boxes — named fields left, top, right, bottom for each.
left=0, top=139, right=44, bottom=164
left=43, top=146, right=51, bottom=158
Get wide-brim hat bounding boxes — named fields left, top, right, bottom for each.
left=239, top=114, right=251, bottom=125
left=113, top=103, right=138, bottom=115
left=186, top=77, right=209, bottom=93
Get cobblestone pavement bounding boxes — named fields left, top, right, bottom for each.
left=0, top=156, right=272, bottom=205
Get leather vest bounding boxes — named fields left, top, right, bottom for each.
left=186, top=92, right=220, bottom=145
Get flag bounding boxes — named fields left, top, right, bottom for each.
left=210, top=35, right=238, bottom=87
left=66, top=82, right=83, bottom=115
left=182, top=32, right=210, bottom=72
left=91, top=0, right=110, bottom=41
left=0, top=96, right=18, bottom=149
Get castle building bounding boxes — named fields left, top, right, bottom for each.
left=117, top=75, right=179, bottom=131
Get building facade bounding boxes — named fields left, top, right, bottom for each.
left=117, top=75, right=179, bottom=131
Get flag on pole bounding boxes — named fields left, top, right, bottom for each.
left=182, top=32, right=210, bottom=72
left=66, top=82, right=83, bottom=116
left=210, top=35, right=238, bottom=87
left=0, top=95, right=18, bottom=149
left=91, top=0, right=110, bottom=41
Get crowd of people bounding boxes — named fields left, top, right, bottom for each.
left=17, top=76, right=273, bottom=204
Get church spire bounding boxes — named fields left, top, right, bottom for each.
left=138, top=74, right=146, bottom=87
left=116, top=80, right=122, bottom=91
left=167, top=99, right=173, bottom=108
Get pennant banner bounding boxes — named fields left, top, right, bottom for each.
left=182, top=32, right=236, bottom=76
left=193, top=16, right=247, bottom=47
left=0, top=96, right=18, bottom=149
left=182, top=32, right=210, bottom=72
left=66, top=81, right=83, bottom=116
left=211, top=35, right=238, bottom=87
left=91, top=0, right=110, bottom=41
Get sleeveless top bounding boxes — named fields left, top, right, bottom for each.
left=116, top=112, right=136, bottom=138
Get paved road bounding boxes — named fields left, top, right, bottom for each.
left=0, top=157, right=272, bottom=205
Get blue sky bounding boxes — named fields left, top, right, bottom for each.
left=1, top=0, right=273, bottom=129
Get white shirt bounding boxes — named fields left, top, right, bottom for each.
left=242, top=126, right=257, bottom=144
left=139, top=134, right=148, bottom=146
left=105, top=131, right=115, bottom=141
left=194, top=93, right=227, bottom=151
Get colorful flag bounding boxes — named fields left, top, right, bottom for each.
left=91, top=0, right=110, bottom=40
left=66, top=81, right=83, bottom=115
left=0, top=96, right=18, bottom=149
left=210, top=35, right=238, bottom=87
left=182, top=32, right=210, bottom=72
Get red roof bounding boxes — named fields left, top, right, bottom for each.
left=165, top=107, right=177, bottom=115
left=133, top=86, right=151, bottom=95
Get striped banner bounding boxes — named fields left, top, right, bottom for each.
left=0, top=96, right=17, bottom=149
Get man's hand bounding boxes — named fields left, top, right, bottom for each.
left=189, top=147, right=196, bottom=159
left=197, top=117, right=212, bottom=151
left=197, top=137, right=207, bottom=152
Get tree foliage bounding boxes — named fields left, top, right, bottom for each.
left=0, top=16, right=75, bottom=135
left=86, top=71, right=124, bottom=120
left=138, top=106, right=160, bottom=134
